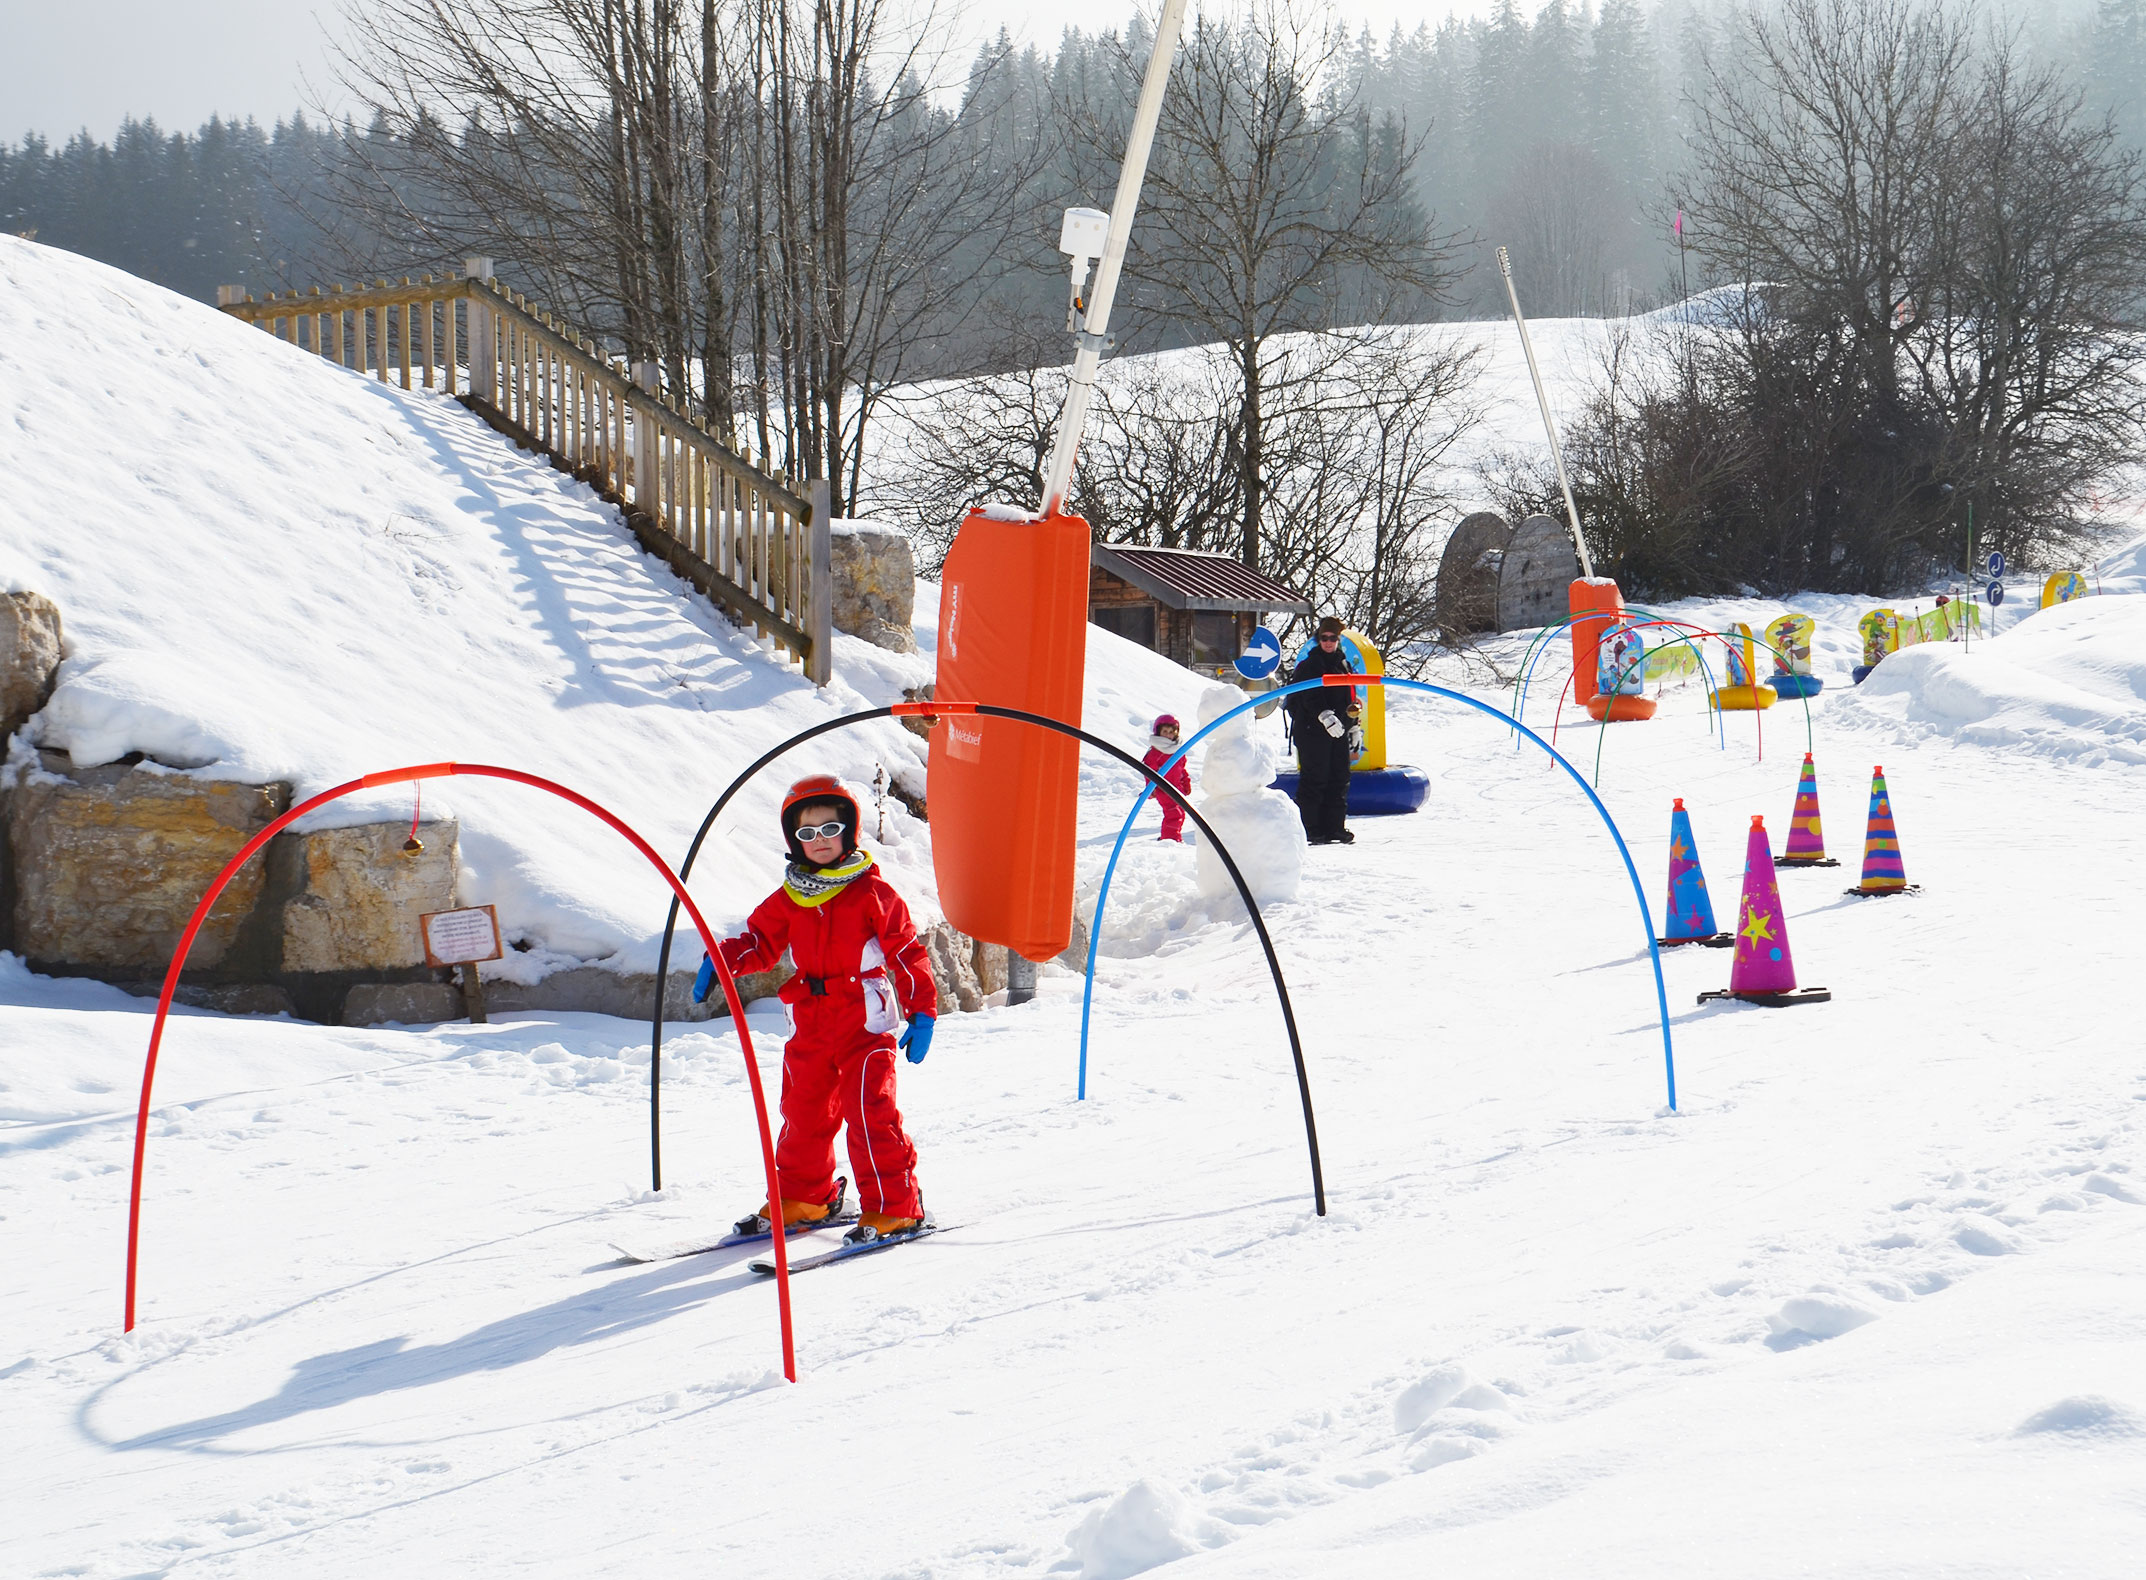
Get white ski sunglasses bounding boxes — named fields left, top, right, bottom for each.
left=793, top=820, right=849, bottom=842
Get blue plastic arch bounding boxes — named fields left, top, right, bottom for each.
left=1077, top=676, right=1678, bottom=1112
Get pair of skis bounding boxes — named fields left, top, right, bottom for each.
left=610, top=1215, right=942, bottom=1276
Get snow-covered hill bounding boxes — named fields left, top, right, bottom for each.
left=0, top=235, right=1205, bottom=967
left=5, top=237, right=2146, bottom=1579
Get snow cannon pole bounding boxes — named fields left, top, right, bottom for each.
left=1497, top=245, right=1593, bottom=580
left=1038, top=0, right=1190, bottom=516
left=1078, top=677, right=1677, bottom=1115
left=124, top=765, right=799, bottom=1385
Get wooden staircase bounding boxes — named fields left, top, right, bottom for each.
left=218, top=260, right=832, bottom=683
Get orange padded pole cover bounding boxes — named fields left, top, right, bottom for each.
left=929, top=508, right=1092, bottom=961
left=1568, top=577, right=1625, bottom=708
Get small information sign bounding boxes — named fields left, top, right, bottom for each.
left=1987, top=550, right=2005, bottom=577
left=420, top=905, right=504, bottom=968
left=1986, top=579, right=2005, bottom=607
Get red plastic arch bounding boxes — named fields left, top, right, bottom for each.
left=122, top=762, right=798, bottom=1382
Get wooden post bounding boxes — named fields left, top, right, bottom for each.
left=807, top=478, right=833, bottom=685
left=460, top=962, right=489, bottom=1025
left=216, top=285, right=246, bottom=307
left=631, top=361, right=660, bottom=511
left=466, top=259, right=496, bottom=408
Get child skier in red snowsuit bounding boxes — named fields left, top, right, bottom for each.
left=693, top=774, right=938, bottom=1245
left=1141, top=714, right=1194, bottom=842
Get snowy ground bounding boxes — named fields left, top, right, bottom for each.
left=6, top=237, right=2145, bottom=1575
left=9, top=578, right=2146, bottom=1575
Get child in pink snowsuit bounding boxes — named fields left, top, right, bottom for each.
left=1142, top=714, right=1194, bottom=842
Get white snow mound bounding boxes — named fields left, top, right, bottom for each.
left=1841, top=592, right=2146, bottom=765
left=1065, top=1478, right=1229, bottom=1579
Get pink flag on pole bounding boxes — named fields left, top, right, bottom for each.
left=1674, top=209, right=1684, bottom=237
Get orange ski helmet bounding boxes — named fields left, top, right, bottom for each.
left=780, top=774, right=861, bottom=865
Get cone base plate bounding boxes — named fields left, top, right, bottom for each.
left=1657, top=932, right=1734, bottom=949
left=1844, top=883, right=1920, bottom=899
left=1774, top=856, right=1841, bottom=868
left=1697, top=987, right=1833, bottom=1008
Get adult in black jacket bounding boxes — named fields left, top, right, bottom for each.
left=1286, top=617, right=1361, bottom=845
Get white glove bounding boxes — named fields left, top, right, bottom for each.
left=1318, top=709, right=1344, bottom=738
left=1347, top=725, right=1365, bottom=755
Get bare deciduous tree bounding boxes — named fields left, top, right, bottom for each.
left=331, top=0, right=1040, bottom=508
left=870, top=327, right=1482, bottom=662
left=1083, top=0, right=1454, bottom=571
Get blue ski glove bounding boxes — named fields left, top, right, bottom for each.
left=692, top=954, right=716, bottom=1004
left=899, top=1013, right=935, bottom=1064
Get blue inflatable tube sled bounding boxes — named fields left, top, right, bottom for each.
left=1269, top=765, right=1430, bottom=816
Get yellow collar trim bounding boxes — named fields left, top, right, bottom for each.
left=783, top=849, right=875, bottom=907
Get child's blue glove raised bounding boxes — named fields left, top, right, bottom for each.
left=899, top=1013, right=935, bottom=1064
left=692, top=955, right=716, bottom=1004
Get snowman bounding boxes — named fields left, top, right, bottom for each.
left=1190, top=683, right=1303, bottom=907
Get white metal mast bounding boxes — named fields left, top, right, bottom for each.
left=1497, top=245, right=1596, bottom=579
left=1038, top=0, right=1191, bottom=517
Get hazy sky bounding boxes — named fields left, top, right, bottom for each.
left=0, top=0, right=1492, bottom=144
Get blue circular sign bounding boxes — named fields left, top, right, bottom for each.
left=1234, top=626, right=1282, bottom=679
left=1987, top=550, right=2005, bottom=577
left=1986, top=579, right=2005, bottom=606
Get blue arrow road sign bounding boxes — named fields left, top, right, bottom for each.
left=1234, top=626, right=1282, bottom=679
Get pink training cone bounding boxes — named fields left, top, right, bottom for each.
left=1730, top=815, right=1796, bottom=992
left=1847, top=765, right=1916, bottom=896
left=1775, top=752, right=1837, bottom=866
left=1698, top=815, right=1831, bottom=1006
left=1658, top=798, right=1730, bottom=946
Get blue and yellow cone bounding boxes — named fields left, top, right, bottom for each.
left=1848, top=766, right=1914, bottom=895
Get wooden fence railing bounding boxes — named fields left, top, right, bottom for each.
left=217, top=260, right=832, bottom=684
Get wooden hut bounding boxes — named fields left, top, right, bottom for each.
left=1088, top=544, right=1312, bottom=677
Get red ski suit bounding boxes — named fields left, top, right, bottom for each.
left=717, top=862, right=937, bottom=1218
left=1141, top=741, right=1194, bottom=841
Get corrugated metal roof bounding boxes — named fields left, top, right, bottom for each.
left=1092, top=544, right=1312, bottom=613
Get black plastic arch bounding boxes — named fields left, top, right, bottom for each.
left=647, top=702, right=1326, bottom=1215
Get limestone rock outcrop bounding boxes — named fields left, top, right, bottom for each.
left=831, top=523, right=917, bottom=653
left=271, top=820, right=459, bottom=973
left=2, top=591, right=63, bottom=741
left=923, top=921, right=983, bottom=1013
left=4, top=751, right=289, bottom=972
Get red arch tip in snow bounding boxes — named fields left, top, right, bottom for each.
left=122, top=761, right=800, bottom=1384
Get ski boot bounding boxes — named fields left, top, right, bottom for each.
left=733, top=1176, right=847, bottom=1238
left=843, top=1201, right=927, bottom=1247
